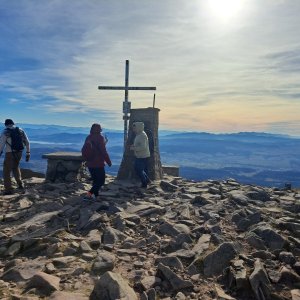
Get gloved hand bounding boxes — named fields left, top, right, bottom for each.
left=104, top=134, right=108, bottom=145
left=25, top=152, right=30, bottom=162
left=108, top=162, right=112, bottom=167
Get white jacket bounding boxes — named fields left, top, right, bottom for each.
left=0, top=125, right=30, bottom=154
left=133, top=122, right=150, bottom=158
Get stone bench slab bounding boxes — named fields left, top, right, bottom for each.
left=42, top=152, right=83, bottom=161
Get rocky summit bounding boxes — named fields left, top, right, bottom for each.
left=0, top=175, right=299, bottom=300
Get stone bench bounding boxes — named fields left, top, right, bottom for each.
left=42, top=152, right=180, bottom=183
left=162, top=165, right=179, bottom=177
left=42, top=152, right=84, bottom=182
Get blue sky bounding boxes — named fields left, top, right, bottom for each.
left=1, top=0, right=300, bottom=135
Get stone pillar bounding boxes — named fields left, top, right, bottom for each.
left=117, top=107, right=163, bottom=180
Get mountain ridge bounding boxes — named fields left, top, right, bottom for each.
left=18, top=123, right=299, bottom=138
left=1, top=124, right=299, bottom=188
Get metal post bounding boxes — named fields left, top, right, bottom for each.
left=98, top=60, right=156, bottom=152
left=124, top=60, right=129, bottom=150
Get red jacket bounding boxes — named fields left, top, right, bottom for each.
left=85, top=133, right=111, bottom=168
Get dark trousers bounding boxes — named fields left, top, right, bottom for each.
left=88, top=167, right=105, bottom=196
left=134, top=158, right=150, bottom=186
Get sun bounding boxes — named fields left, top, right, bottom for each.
left=208, top=0, right=244, bottom=20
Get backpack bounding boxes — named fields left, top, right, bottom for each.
left=81, top=140, right=94, bottom=161
left=6, top=127, right=24, bottom=152
left=81, top=139, right=103, bottom=161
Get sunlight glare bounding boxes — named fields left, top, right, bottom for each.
left=208, top=0, right=244, bottom=20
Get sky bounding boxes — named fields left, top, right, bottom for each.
left=1, top=0, right=300, bottom=135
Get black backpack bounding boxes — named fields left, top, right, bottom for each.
left=6, top=127, right=24, bottom=152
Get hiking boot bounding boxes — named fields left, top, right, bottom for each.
left=3, top=190, right=14, bottom=195
left=83, top=192, right=96, bottom=201
left=17, top=184, right=25, bottom=191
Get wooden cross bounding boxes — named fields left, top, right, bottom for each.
left=98, top=60, right=156, bottom=150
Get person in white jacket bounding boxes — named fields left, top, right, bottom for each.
left=0, top=119, right=30, bottom=195
left=130, top=122, right=150, bottom=188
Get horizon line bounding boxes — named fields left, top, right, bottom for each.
left=8, top=122, right=300, bottom=138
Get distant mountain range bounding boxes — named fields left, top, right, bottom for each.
left=1, top=124, right=299, bottom=188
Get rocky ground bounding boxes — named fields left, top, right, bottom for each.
left=0, top=174, right=299, bottom=300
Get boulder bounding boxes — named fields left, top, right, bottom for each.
left=253, top=225, right=287, bottom=251
left=291, top=289, right=300, bottom=300
left=157, top=263, right=194, bottom=291
left=249, top=259, right=271, bottom=300
left=26, top=271, right=60, bottom=296
left=246, top=189, right=271, bottom=202
left=91, top=251, right=116, bottom=275
left=90, top=271, right=137, bottom=300
left=102, top=226, right=127, bottom=244
left=155, top=256, right=184, bottom=271
left=1, top=260, right=45, bottom=282
left=232, top=209, right=261, bottom=231
left=203, top=242, right=237, bottom=277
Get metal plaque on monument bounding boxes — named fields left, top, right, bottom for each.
left=117, top=107, right=163, bottom=181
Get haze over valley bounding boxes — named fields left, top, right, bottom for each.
left=1, top=124, right=299, bottom=188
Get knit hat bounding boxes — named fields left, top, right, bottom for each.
left=4, top=119, right=14, bottom=126
left=90, top=123, right=102, bottom=134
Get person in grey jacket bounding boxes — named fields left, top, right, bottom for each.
left=0, top=119, right=30, bottom=195
left=130, top=122, right=150, bottom=188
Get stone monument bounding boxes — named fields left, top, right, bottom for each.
left=117, top=107, right=163, bottom=180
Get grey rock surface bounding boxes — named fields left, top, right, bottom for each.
left=203, top=242, right=238, bottom=277
left=0, top=174, right=298, bottom=299
left=90, top=271, right=138, bottom=300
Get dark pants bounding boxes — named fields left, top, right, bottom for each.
left=88, top=167, right=105, bottom=196
left=134, top=158, right=150, bottom=186
left=3, top=152, right=23, bottom=192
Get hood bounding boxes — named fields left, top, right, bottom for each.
left=133, top=122, right=144, bottom=133
left=90, top=123, right=102, bottom=134
left=5, top=119, right=14, bottom=126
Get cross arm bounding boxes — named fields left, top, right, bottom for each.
left=128, top=87, right=156, bottom=90
left=98, top=86, right=156, bottom=91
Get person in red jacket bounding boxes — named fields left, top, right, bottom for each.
left=83, top=123, right=111, bottom=200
